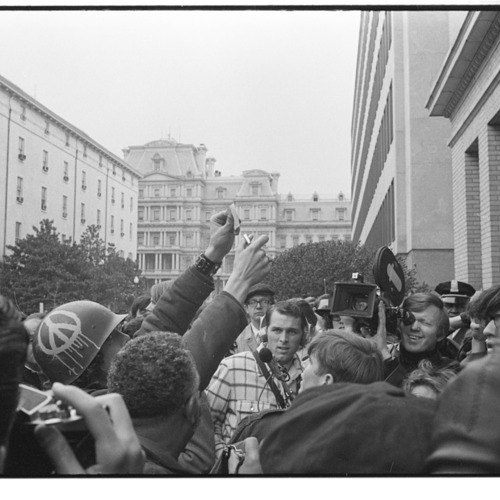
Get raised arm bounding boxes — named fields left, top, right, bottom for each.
left=183, top=234, right=272, bottom=390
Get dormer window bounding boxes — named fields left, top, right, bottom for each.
left=251, top=183, right=261, bottom=196
left=313, top=192, right=319, bottom=202
left=152, top=154, right=164, bottom=171
left=339, top=192, right=344, bottom=201
left=287, top=193, right=293, bottom=202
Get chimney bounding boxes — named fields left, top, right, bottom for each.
left=206, top=157, right=216, bottom=177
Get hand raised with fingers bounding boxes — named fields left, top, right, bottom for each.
left=205, top=208, right=236, bottom=263
left=34, top=382, right=144, bottom=475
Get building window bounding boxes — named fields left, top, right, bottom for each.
left=244, top=208, right=250, bottom=220
left=20, top=105, right=26, bottom=121
left=152, top=232, right=160, bottom=246
left=287, top=193, right=293, bottom=202
left=251, top=183, right=260, bottom=196
left=99, top=155, right=103, bottom=167
left=41, top=187, right=47, bottom=211
left=44, top=120, right=50, bottom=135
left=279, top=236, right=286, bottom=249
left=120, top=219, right=124, bottom=237
left=305, top=235, right=313, bottom=243
left=121, top=169, right=126, bottom=182
left=110, top=215, right=115, bottom=233
left=152, top=207, right=160, bottom=221
left=65, top=133, right=70, bottom=147
left=318, top=235, right=325, bottom=242
left=170, top=187, right=177, bottom=197
left=130, top=197, right=134, bottom=211
left=97, top=179, right=102, bottom=197
left=185, top=233, right=193, bottom=247
left=169, top=208, right=176, bottom=221
left=16, top=177, right=23, bottom=203
left=62, top=196, right=68, bottom=218
left=111, top=187, right=115, bottom=204
left=137, top=232, right=144, bottom=246
left=139, top=189, right=144, bottom=198
left=205, top=211, right=211, bottom=222
left=81, top=203, right=86, bottom=224
left=63, top=161, right=69, bottom=181
left=121, top=192, right=124, bottom=208
left=216, top=188, right=224, bottom=199
left=112, top=164, right=116, bottom=176
left=167, top=232, right=176, bottom=245
left=338, top=192, right=344, bottom=201
left=311, top=209, right=320, bottom=221
left=15, top=222, right=21, bottom=241
left=284, top=210, right=293, bottom=222
left=97, top=209, right=101, bottom=227
left=18, top=137, right=25, bottom=160
left=42, top=150, right=49, bottom=172
left=260, top=208, right=267, bottom=220
left=138, top=207, right=144, bottom=221
left=186, top=209, right=192, bottom=221
left=336, top=208, right=346, bottom=221
left=186, top=187, right=193, bottom=198
left=129, top=222, right=133, bottom=240
left=82, top=171, right=87, bottom=190
left=292, top=236, right=299, bottom=246
left=154, top=188, right=160, bottom=198
left=83, top=144, right=87, bottom=157
left=313, top=193, right=319, bottom=202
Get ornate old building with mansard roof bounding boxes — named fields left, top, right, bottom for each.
left=125, top=138, right=352, bottom=290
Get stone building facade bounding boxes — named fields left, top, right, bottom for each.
left=125, top=139, right=351, bottom=289
left=0, top=74, right=141, bottom=261
left=351, top=11, right=466, bottom=288
left=427, top=11, right=500, bottom=289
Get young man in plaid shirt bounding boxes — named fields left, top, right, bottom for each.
left=206, top=300, right=306, bottom=456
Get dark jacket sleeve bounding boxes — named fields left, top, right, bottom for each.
left=426, top=345, right=500, bottom=474
left=182, top=291, right=248, bottom=391
left=134, top=265, right=214, bottom=338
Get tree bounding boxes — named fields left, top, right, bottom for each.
left=266, top=240, right=428, bottom=301
left=267, top=240, right=377, bottom=300
left=0, top=220, right=92, bottom=314
left=0, top=220, right=141, bottom=315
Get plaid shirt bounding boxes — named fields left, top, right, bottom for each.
left=206, top=350, right=303, bottom=455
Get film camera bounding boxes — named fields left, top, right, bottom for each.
left=4, top=385, right=93, bottom=476
left=330, top=247, right=415, bottom=335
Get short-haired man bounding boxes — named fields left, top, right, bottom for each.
left=206, top=300, right=306, bottom=456
left=107, top=332, right=201, bottom=474
left=382, top=293, right=460, bottom=387
left=222, top=330, right=384, bottom=452
left=231, top=283, right=275, bottom=354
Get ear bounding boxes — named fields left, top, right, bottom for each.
left=184, top=392, right=201, bottom=429
left=323, top=373, right=334, bottom=386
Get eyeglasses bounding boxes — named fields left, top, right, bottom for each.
left=247, top=299, right=272, bottom=307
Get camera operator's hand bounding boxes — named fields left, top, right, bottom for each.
left=369, top=301, right=391, bottom=360
left=227, top=438, right=262, bottom=474
left=223, top=234, right=272, bottom=304
left=204, top=208, right=236, bottom=264
left=34, top=383, right=144, bottom=475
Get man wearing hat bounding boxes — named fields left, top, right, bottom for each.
left=435, top=279, right=476, bottom=319
left=434, top=279, right=476, bottom=358
left=231, top=283, right=275, bottom=354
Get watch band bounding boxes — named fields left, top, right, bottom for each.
left=194, top=253, right=221, bottom=277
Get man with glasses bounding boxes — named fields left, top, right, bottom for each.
left=232, top=283, right=275, bottom=354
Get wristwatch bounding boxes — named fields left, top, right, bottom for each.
left=194, top=253, right=221, bottom=277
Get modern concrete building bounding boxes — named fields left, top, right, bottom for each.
left=0, top=74, right=142, bottom=261
left=125, top=138, right=351, bottom=289
left=427, top=11, right=500, bottom=290
left=351, top=11, right=466, bottom=289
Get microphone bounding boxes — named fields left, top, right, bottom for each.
left=259, top=347, right=290, bottom=382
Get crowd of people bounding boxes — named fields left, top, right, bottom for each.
left=1, top=206, right=500, bottom=476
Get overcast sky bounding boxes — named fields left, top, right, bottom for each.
left=0, top=8, right=360, bottom=199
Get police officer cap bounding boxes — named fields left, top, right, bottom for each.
left=246, top=283, right=275, bottom=302
left=435, top=280, right=475, bottom=300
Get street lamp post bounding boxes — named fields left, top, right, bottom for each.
left=133, top=275, right=139, bottom=294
